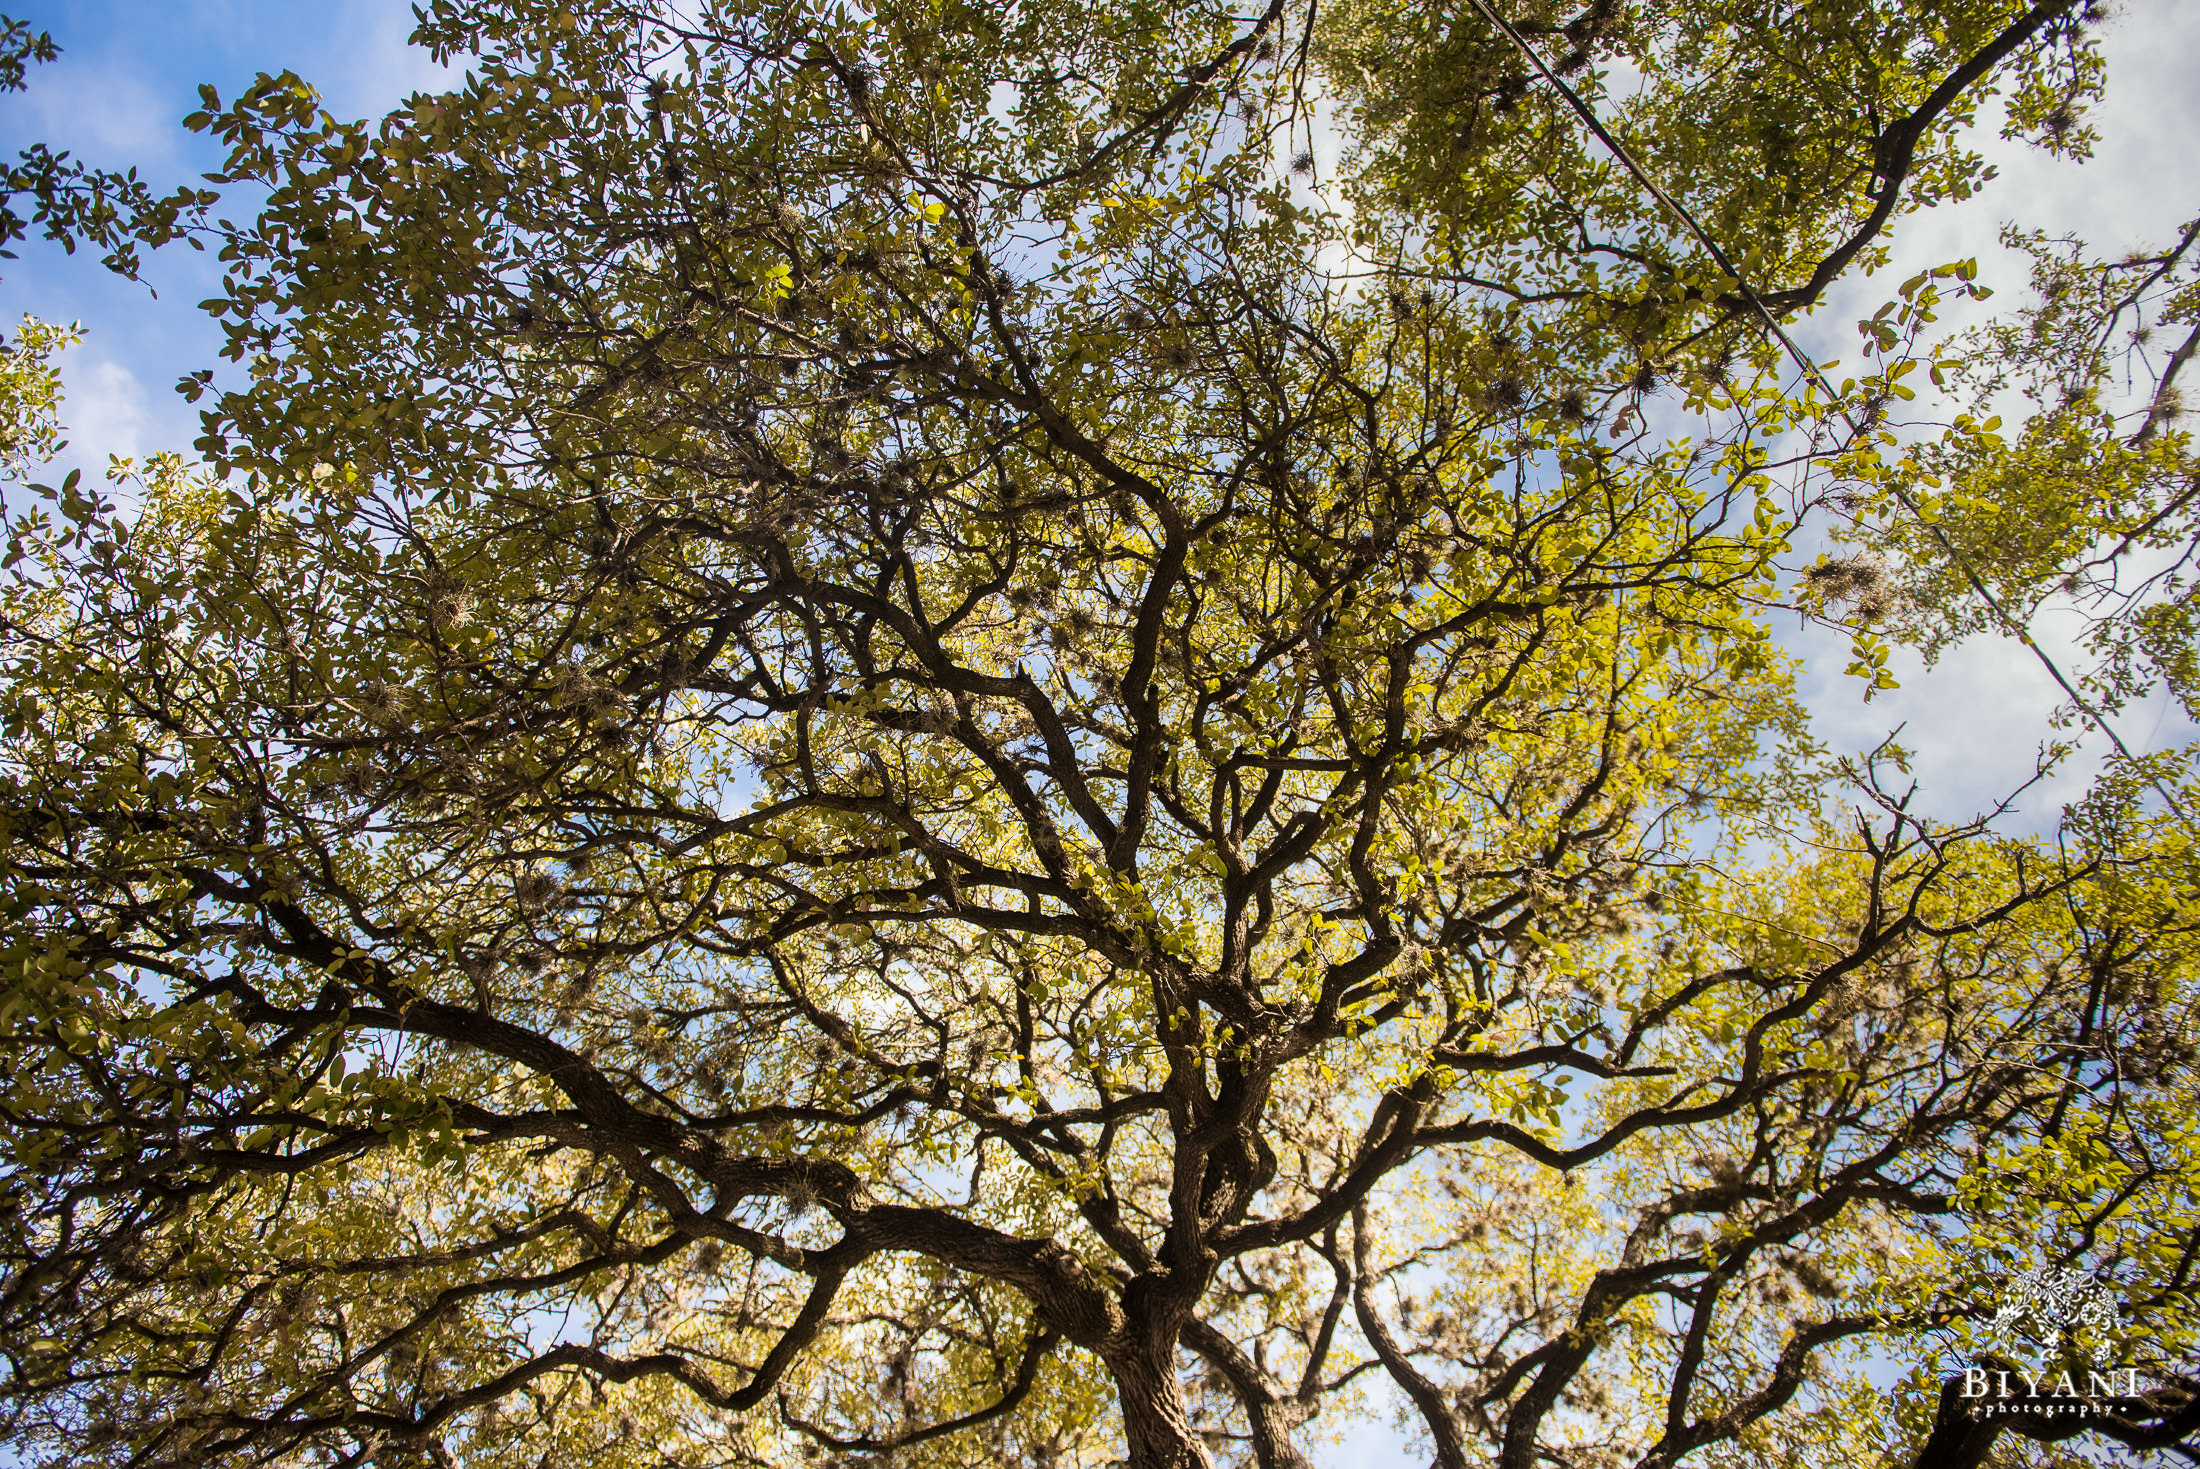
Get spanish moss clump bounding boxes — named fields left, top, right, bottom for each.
left=1807, top=554, right=1894, bottom=622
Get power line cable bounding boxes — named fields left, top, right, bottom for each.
left=1460, top=0, right=2192, bottom=826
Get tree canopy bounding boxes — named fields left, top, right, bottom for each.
left=0, top=2, right=2196, bottom=1467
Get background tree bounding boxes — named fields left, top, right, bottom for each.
left=0, top=2, right=2194, bottom=1468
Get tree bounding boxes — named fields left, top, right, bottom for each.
left=1, top=1, right=2195, bottom=1466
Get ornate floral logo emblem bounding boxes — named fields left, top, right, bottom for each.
left=1987, top=1266, right=2119, bottom=1362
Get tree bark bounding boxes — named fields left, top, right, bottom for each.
left=1181, top=1316, right=1318, bottom=1469
left=1908, top=1373, right=2003, bottom=1469
left=1110, top=1347, right=1215, bottom=1469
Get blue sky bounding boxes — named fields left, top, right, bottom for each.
left=0, top=5, right=2196, bottom=1463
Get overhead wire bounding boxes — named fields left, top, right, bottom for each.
left=1458, top=0, right=2193, bottom=826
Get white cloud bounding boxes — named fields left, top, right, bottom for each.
left=1793, top=619, right=2092, bottom=828
left=314, top=1, right=463, bottom=118
left=22, top=67, right=181, bottom=167
left=56, top=351, right=151, bottom=473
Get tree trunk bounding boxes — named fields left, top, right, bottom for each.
left=1908, top=1373, right=2003, bottom=1469
left=1111, top=1347, right=1214, bottom=1469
